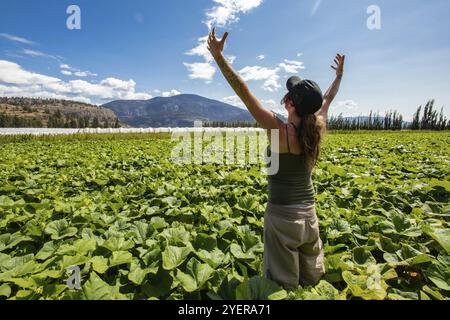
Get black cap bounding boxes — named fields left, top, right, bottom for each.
left=286, top=76, right=323, bottom=116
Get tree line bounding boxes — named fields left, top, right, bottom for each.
left=328, top=100, right=449, bottom=131
left=0, top=111, right=121, bottom=128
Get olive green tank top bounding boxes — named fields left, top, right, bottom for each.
left=267, top=123, right=315, bottom=206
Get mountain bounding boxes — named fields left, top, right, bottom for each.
left=0, top=97, right=120, bottom=128
left=102, top=94, right=256, bottom=127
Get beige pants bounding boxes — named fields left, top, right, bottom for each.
left=263, top=202, right=325, bottom=291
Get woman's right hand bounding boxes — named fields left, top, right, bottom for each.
left=331, top=54, right=345, bottom=78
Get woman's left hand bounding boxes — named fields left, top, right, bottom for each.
left=207, top=27, right=229, bottom=59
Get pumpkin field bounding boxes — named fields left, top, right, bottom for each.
left=0, top=131, right=449, bottom=300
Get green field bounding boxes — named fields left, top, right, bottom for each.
left=0, top=131, right=449, bottom=300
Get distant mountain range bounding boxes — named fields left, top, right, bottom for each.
left=102, top=94, right=256, bottom=127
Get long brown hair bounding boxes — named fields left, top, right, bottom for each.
left=282, top=93, right=326, bottom=170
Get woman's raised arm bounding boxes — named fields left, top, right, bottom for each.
left=208, top=28, right=281, bottom=130
left=317, top=54, right=346, bottom=123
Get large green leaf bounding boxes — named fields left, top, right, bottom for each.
left=83, top=272, right=114, bottom=300
left=176, top=257, right=214, bottom=292
left=425, top=263, right=450, bottom=291
left=423, top=225, right=450, bottom=254
left=302, top=280, right=346, bottom=300
left=128, top=221, right=155, bottom=245
left=342, top=271, right=387, bottom=300
left=109, top=251, right=133, bottom=267
left=36, top=241, right=57, bottom=260
left=90, top=256, right=109, bottom=274
left=196, top=248, right=229, bottom=269
left=101, top=237, right=134, bottom=252
left=44, top=220, right=78, bottom=240
left=160, top=226, right=190, bottom=246
left=128, top=260, right=155, bottom=285
left=0, top=283, right=11, bottom=298
left=235, top=276, right=287, bottom=300
left=0, top=233, right=31, bottom=252
left=57, top=239, right=97, bottom=256
left=162, top=246, right=191, bottom=270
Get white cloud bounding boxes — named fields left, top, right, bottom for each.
left=330, top=100, right=360, bottom=116
left=263, top=98, right=287, bottom=116
left=257, top=54, right=265, bottom=60
left=297, top=53, right=303, bottom=58
left=0, top=60, right=151, bottom=103
left=227, top=55, right=236, bottom=64
left=186, top=36, right=213, bottom=62
left=0, top=84, right=92, bottom=104
left=74, top=71, right=97, bottom=77
left=204, top=0, right=264, bottom=29
left=0, top=33, right=35, bottom=45
left=59, top=64, right=97, bottom=78
left=162, top=89, right=181, bottom=97
left=238, top=65, right=281, bottom=92
left=278, top=59, right=305, bottom=74
left=22, top=49, right=60, bottom=61
left=239, top=66, right=276, bottom=81
left=222, top=95, right=246, bottom=109
left=261, top=99, right=277, bottom=110
left=183, top=62, right=216, bottom=80
left=184, top=0, right=263, bottom=81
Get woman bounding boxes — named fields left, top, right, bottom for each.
left=208, top=28, right=345, bottom=291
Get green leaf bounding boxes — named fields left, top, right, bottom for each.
left=44, top=219, right=78, bottom=240
left=235, top=276, right=287, bottom=300
left=0, top=283, right=11, bottom=298
left=162, top=246, right=191, bottom=270
left=36, top=241, right=57, bottom=261
left=303, top=280, right=345, bottom=300
left=425, top=263, right=450, bottom=291
left=342, top=271, right=387, bottom=300
left=176, top=257, right=214, bottom=293
left=196, top=248, right=229, bottom=269
left=423, top=225, right=450, bottom=254
left=230, top=244, right=255, bottom=260
left=62, top=255, right=91, bottom=269
left=128, top=221, right=155, bottom=245
left=0, top=195, right=14, bottom=207
left=128, top=260, right=154, bottom=285
left=160, top=226, right=190, bottom=246
left=0, top=233, right=30, bottom=252
left=90, top=256, right=109, bottom=274
left=57, top=239, right=97, bottom=256
left=109, top=251, right=133, bottom=267
left=193, top=234, right=217, bottom=252
left=101, top=237, right=134, bottom=252
left=142, top=269, right=174, bottom=298
left=82, top=272, right=113, bottom=300
left=352, top=247, right=376, bottom=266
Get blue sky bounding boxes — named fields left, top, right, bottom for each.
left=0, top=0, right=449, bottom=119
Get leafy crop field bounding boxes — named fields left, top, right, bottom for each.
left=0, top=132, right=449, bottom=300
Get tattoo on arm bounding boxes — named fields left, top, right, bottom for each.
left=320, top=76, right=342, bottom=119
left=215, top=54, right=247, bottom=99
left=324, top=76, right=342, bottom=101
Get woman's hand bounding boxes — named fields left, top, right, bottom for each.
left=331, top=54, right=345, bottom=78
left=207, top=27, right=229, bottom=59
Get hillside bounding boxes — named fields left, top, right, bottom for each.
left=103, top=94, right=256, bottom=127
left=0, top=97, right=121, bottom=128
